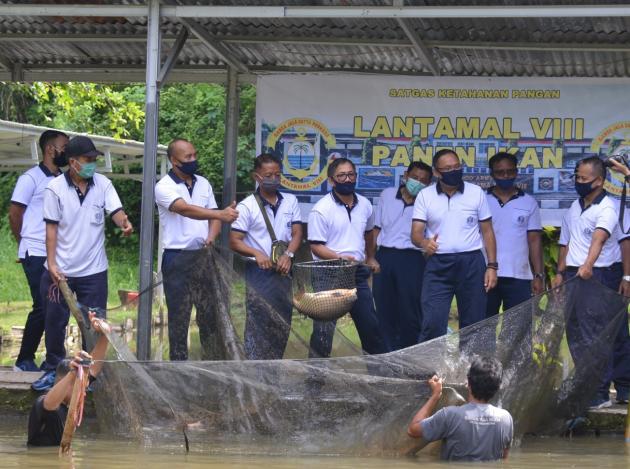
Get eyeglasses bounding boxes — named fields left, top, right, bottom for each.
left=333, top=172, right=357, bottom=182
left=492, top=169, right=518, bottom=178
left=436, top=164, right=461, bottom=173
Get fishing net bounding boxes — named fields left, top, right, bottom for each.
left=90, top=247, right=629, bottom=456
left=291, top=259, right=358, bottom=321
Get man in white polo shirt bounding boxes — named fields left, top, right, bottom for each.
left=412, top=149, right=498, bottom=347
left=155, top=138, right=238, bottom=361
left=372, top=161, right=432, bottom=351
left=485, top=152, right=544, bottom=358
left=229, top=153, right=303, bottom=359
left=9, top=130, right=69, bottom=372
left=552, top=157, right=628, bottom=408
left=33, top=136, right=133, bottom=391
left=307, top=157, right=389, bottom=357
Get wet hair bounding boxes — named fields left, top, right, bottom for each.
left=166, top=138, right=192, bottom=160
left=254, top=153, right=282, bottom=171
left=55, top=359, right=73, bottom=380
left=39, top=130, right=69, bottom=154
left=327, top=157, right=356, bottom=178
left=432, top=149, right=458, bottom=168
left=407, top=161, right=432, bottom=176
left=577, top=156, right=607, bottom=180
left=467, top=356, right=503, bottom=402
left=489, top=151, right=518, bottom=171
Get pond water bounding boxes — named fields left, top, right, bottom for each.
left=0, top=415, right=627, bottom=468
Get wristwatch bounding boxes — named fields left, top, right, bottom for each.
left=533, top=273, right=545, bottom=280
left=285, top=250, right=295, bottom=259
left=486, top=262, right=498, bottom=270
left=623, top=275, right=630, bottom=282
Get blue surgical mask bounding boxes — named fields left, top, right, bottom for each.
left=335, top=181, right=356, bottom=195
left=493, top=177, right=516, bottom=190
left=177, top=160, right=198, bottom=176
left=405, top=178, right=425, bottom=196
left=439, top=168, right=463, bottom=187
left=77, top=161, right=96, bottom=179
left=575, top=179, right=596, bottom=198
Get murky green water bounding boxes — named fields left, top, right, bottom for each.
left=0, top=415, right=627, bottom=468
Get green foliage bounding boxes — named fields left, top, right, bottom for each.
left=542, top=226, right=560, bottom=284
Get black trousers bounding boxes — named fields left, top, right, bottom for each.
left=17, top=252, right=47, bottom=364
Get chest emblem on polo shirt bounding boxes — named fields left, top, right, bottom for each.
left=583, top=227, right=593, bottom=235
left=516, top=215, right=525, bottom=225
left=466, top=215, right=475, bottom=225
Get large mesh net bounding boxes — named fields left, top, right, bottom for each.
left=89, top=247, right=628, bottom=456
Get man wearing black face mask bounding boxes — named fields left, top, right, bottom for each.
left=155, top=138, right=239, bottom=361
left=8, top=130, right=69, bottom=372
left=411, top=149, right=497, bottom=349
left=307, top=157, right=389, bottom=357
left=229, top=153, right=303, bottom=359
left=552, top=157, right=628, bottom=408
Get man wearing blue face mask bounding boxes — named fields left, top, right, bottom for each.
left=33, top=136, right=133, bottom=391
left=411, top=149, right=498, bottom=349
left=307, top=157, right=389, bottom=357
left=485, top=152, right=543, bottom=357
left=155, top=138, right=239, bottom=361
left=229, top=153, right=303, bottom=359
left=372, top=161, right=432, bottom=350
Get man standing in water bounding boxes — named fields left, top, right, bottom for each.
left=407, top=356, right=513, bottom=461
left=9, top=130, right=69, bottom=372
left=372, top=161, right=432, bottom=350
left=307, top=157, right=389, bottom=357
left=230, top=153, right=303, bottom=359
left=32, top=136, right=133, bottom=391
left=27, top=313, right=110, bottom=446
left=155, top=138, right=239, bottom=361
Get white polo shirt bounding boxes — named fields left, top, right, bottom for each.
left=559, top=192, right=620, bottom=268
left=10, top=163, right=60, bottom=258
left=231, top=190, right=301, bottom=257
left=486, top=188, right=542, bottom=280
left=43, top=172, right=122, bottom=277
left=374, top=185, right=420, bottom=250
left=308, top=191, right=374, bottom=262
left=412, top=181, right=492, bottom=254
left=155, top=171, right=218, bottom=250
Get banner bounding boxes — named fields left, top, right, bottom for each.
left=256, top=74, right=630, bottom=225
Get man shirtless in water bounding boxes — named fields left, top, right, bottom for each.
left=27, top=313, right=110, bottom=446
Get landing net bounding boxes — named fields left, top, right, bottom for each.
left=91, top=247, right=628, bottom=456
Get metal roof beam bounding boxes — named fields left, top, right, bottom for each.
left=3, top=4, right=630, bottom=19
left=396, top=17, right=440, bottom=75
left=157, top=26, right=188, bottom=87
left=181, top=19, right=248, bottom=73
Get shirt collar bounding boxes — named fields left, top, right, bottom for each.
left=331, top=189, right=358, bottom=208
left=168, top=169, right=197, bottom=186
left=256, top=187, right=284, bottom=208
left=436, top=180, right=465, bottom=195
left=487, top=187, right=524, bottom=205
left=39, top=162, right=60, bottom=177
left=579, top=190, right=607, bottom=211
left=64, top=171, right=94, bottom=187
left=396, top=185, right=415, bottom=207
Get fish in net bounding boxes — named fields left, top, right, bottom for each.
left=91, top=248, right=628, bottom=456
left=291, top=259, right=358, bottom=321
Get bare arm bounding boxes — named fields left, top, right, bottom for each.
left=88, top=312, right=110, bottom=378
left=111, top=209, right=133, bottom=236
left=311, top=243, right=348, bottom=260
left=171, top=199, right=238, bottom=223
left=551, top=244, right=568, bottom=288
left=46, top=222, right=63, bottom=282
left=8, top=202, right=25, bottom=244
left=528, top=231, right=544, bottom=294
left=229, top=230, right=272, bottom=269
left=576, top=229, right=609, bottom=279
left=207, top=220, right=221, bottom=244
left=480, top=220, right=497, bottom=263
left=620, top=239, right=630, bottom=296
left=43, top=369, right=76, bottom=411
left=407, top=376, right=443, bottom=439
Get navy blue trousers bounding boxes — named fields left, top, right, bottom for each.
left=373, top=247, right=425, bottom=350
left=244, top=263, right=292, bottom=360
left=565, top=264, right=630, bottom=399
left=162, top=249, right=217, bottom=361
left=17, top=253, right=47, bottom=364
left=40, top=269, right=108, bottom=371
left=419, top=250, right=487, bottom=346
left=309, top=265, right=389, bottom=357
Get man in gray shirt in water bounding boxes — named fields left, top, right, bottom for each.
left=407, top=356, right=513, bottom=461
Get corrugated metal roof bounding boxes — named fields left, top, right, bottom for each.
left=0, top=1, right=630, bottom=81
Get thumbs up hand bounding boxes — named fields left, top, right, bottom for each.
left=219, top=201, right=239, bottom=223
left=422, top=234, right=439, bottom=256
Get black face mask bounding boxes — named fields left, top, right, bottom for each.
left=53, top=150, right=68, bottom=167
left=575, top=179, right=597, bottom=198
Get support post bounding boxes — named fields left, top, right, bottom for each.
left=220, top=66, right=239, bottom=250
left=136, top=0, right=161, bottom=361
